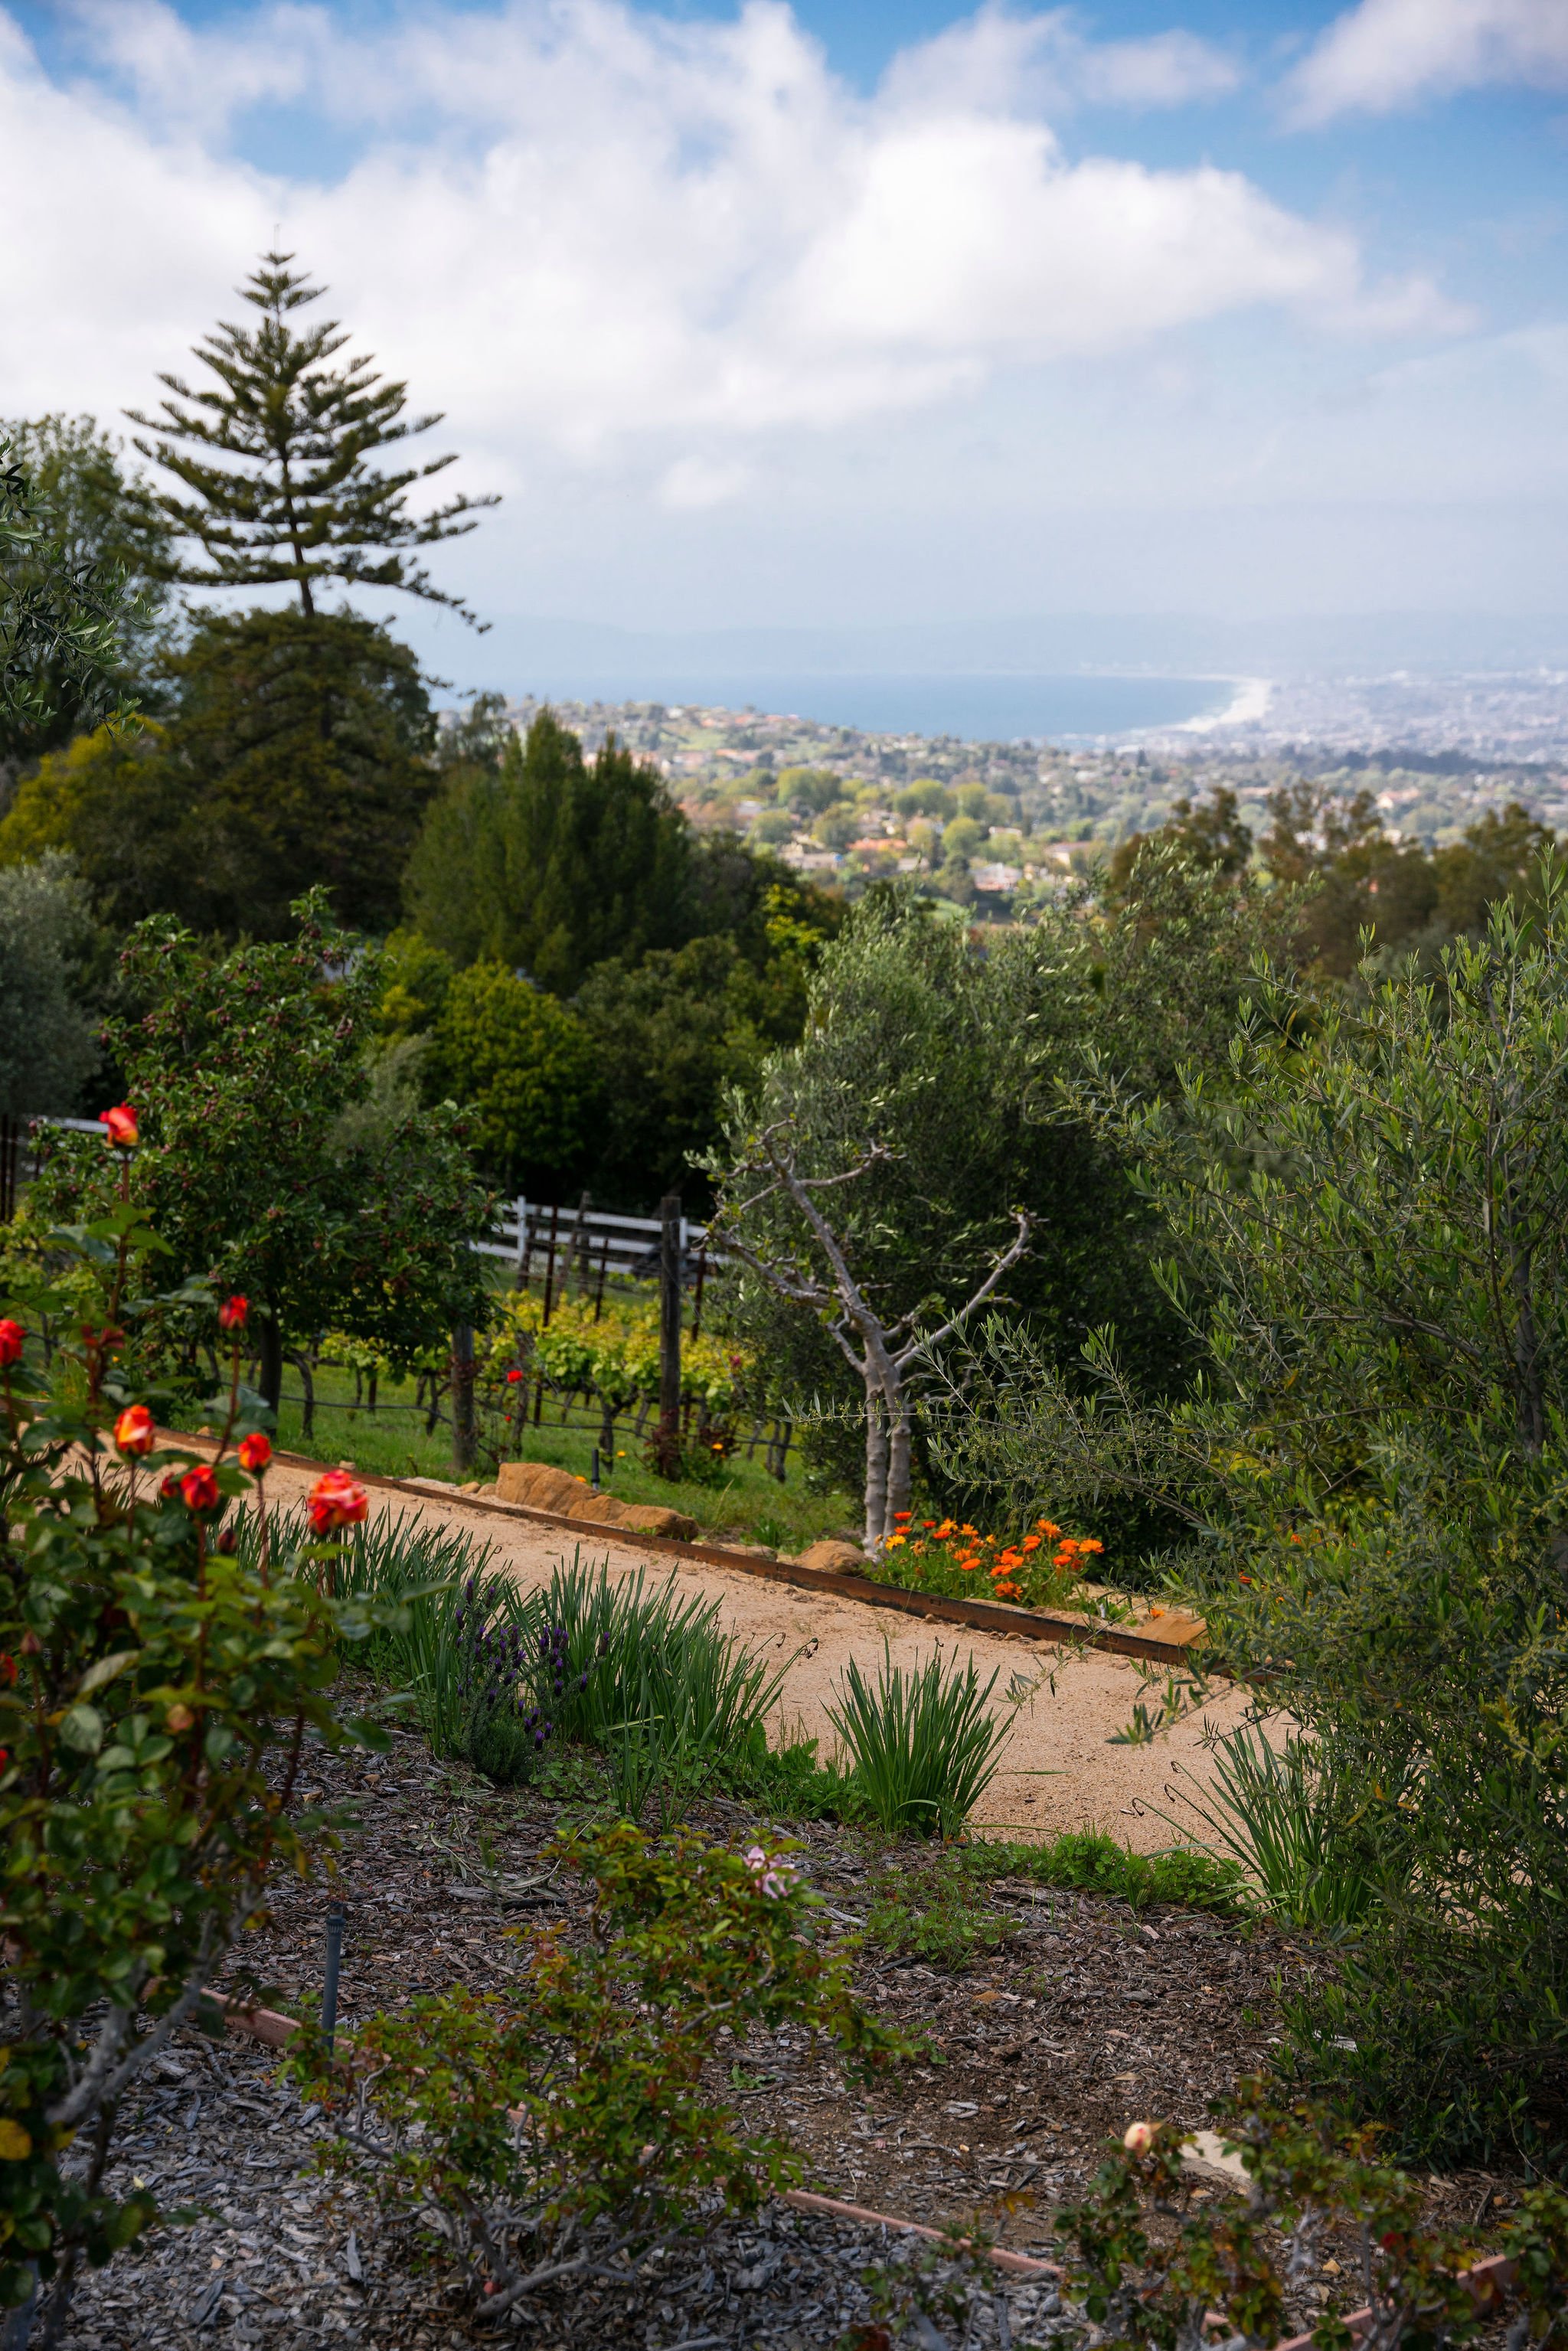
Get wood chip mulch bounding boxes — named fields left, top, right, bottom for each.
left=60, top=1727, right=1527, bottom=2351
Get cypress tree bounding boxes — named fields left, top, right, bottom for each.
left=126, top=251, right=497, bottom=623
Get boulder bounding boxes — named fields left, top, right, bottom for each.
left=616, top=1503, right=700, bottom=1540
left=492, top=1462, right=697, bottom=1541
left=795, top=1537, right=869, bottom=1575
left=496, top=1460, right=590, bottom=1514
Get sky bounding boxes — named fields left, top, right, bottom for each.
left=2, top=0, right=1566, bottom=683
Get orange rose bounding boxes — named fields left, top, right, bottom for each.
left=309, top=1468, right=369, bottom=1536
left=238, top=1432, right=272, bottom=1472
left=113, top=1404, right=156, bottom=1458
left=101, top=1102, right=139, bottom=1149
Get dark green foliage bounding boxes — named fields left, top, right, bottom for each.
left=127, top=251, right=495, bottom=623
left=710, top=886, right=1206, bottom=1526
left=0, top=609, right=436, bottom=938
left=826, top=1642, right=1011, bottom=1838
left=863, top=1846, right=1015, bottom=1968
left=163, top=606, right=436, bottom=936
left=405, top=710, right=695, bottom=988
left=713, top=1727, right=871, bottom=1822
left=30, top=893, right=487, bottom=1409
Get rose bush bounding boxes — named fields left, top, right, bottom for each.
left=0, top=1153, right=404, bottom=2341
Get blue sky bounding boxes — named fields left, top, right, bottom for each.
left=2, top=0, right=1565, bottom=681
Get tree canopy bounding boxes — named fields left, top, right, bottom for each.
left=0, top=853, right=98, bottom=1115
left=0, top=609, right=435, bottom=937
left=127, top=251, right=496, bottom=623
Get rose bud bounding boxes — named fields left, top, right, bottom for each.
left=0, top=1320, right=24, bottom=1368
left=165, top=1702, right=195, bottom=1733
left=101, top=1103, right=139, bottom=1149
left=237, top=1432, right=273, bottom=1473
left=217, top=1295, right=249, bottom=1332
left=308, top=1468, right=369, bottom=1536
left=178, top=1464, right=220, bottom=1513
left=1122, top=2121, right=1156, bottom=2157
left=113, top=1404, right=156, bottom=1457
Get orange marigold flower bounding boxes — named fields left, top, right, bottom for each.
left=1021, top=1533, right=1041, bottom=1553
left=993, top=1580, right=1021, bottom=1600
left=309, top=1468, right=369, bottom=1536
left=957, top=1560, right=981, bottom=1573
left=885, top=1533, right=906, bottom=1549
left=113, top=1404, right=155, bottom=1457
left=1079, top=1537, right=1104, bottom=1555
left=1036, top=1517, right=1061, bottom=1536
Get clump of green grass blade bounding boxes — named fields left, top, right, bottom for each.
left=827, top=1642, right=1011, bottom=1840
left=1161, top=1725, right=1382, bottom=1931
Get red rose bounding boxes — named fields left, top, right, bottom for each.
left=237, top=1432, right=272, bottom=1472
left=217, top=1295, right=249, bottom=1332
left=158, top=1471, right=182, bottom=1503
left=178, top=1464, right=220, bottom=1513
left=309, top=1469, right=369, bottom=1536
left=0, top=1321, right=23, bottom=1368
left=101, top=1103, right=139, bottom=1149
left=113, top=1405, right=156, bottom=1458
left=506, top=1367, right=523, bottom=1384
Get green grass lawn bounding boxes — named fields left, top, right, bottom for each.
left=270, top=1361, right=859, bottom=1553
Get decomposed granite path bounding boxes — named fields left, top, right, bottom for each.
left=251, top=1453, right=1253, bottom=1850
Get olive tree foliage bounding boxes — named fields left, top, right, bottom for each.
left=705, top=890, right=1176, bottom=1546
left=937, top=867, right=1568, bottom=2159
left=0, top=857, right=97, bottom=1116
left=1, top=439, right=144, bottom=788
left=707, top=863, right=1298, bottom=1552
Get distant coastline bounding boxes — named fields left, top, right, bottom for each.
left=1160, top=675, right=1275, bottom=737
left=514, top=670, right=1236, bottom=743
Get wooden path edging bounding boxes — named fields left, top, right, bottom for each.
left=166, top=1431, right=1214, bottom=1673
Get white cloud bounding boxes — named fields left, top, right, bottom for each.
left=0, top=0, right=1459, bottom=489
left=657, top=454, right=753, bottom=508
left=1286, top=0, right=1568, bottom=125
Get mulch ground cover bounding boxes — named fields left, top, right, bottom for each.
left=63, top=1725, right=1525, bottom=2351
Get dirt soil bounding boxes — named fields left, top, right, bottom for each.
left=256, top=1458, right=1253, bottom=1850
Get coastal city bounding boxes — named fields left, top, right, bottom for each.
left=496, top=666, right=1568, bottom=913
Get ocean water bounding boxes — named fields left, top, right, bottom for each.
left=522, top=671, right=1233, bottom=743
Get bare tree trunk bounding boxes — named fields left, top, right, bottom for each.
left=863, top=1385, right=889, bottom=1553
left=886, top=1382, right=913, bottom=1535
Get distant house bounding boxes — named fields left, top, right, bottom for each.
left=971, top=860, right=1021, bottom=894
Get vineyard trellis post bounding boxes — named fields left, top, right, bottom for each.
left=656, top=1192, right=682, bottom=1476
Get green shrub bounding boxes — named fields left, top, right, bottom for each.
left=1054, top=2079, right=1568, bottom=2349
left=291, top=1821, right=912, bottom=2320
left=826, top=1641, right=1011, bottom=1838
left=714, top=1726, right=871, bottom=1823
left=0, top=1205, right=404, bottom=2338
left=864, top=1848, right=1014, bottom=1971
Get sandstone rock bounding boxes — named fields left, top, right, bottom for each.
left=616, top=1503, right=699, bottom=1540
left=496, top=1460, right=590, bottom=1513
left=795, top=1537, right=868, bottom=1574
